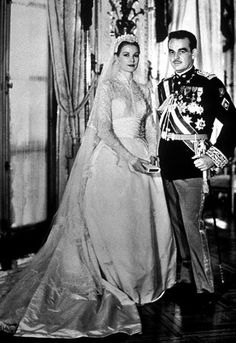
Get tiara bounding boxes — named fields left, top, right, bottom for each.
left=114, top=34, right=139, bottom=53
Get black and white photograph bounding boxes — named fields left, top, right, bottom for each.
left=0, top=1, right=236, bottom=342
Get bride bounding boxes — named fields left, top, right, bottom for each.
left=0, top=34, right=176, bottom=339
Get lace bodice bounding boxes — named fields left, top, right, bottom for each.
left=88, top=72, right=157, bottom=163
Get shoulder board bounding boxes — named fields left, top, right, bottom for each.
left=196, top=70, right=216, bottom=80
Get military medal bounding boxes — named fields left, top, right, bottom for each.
left=184, top=86, right=191, bottom=96
left=197, top=87, right=203, bottom=102
left=195, top=118, right=206, bottom=130
left=188, top=102, right=199, bottom=113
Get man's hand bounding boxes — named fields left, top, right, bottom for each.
left=192, top=154, right=215, bottom=171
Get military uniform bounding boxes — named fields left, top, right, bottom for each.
left=156, top=66, right=236, bottom=293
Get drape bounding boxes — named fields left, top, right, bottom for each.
left=156, top=0, right=223, bottom=81
left=155, top=0, right=173, bottom=43
left=234, top=1, right=236, bottom=103
left=47, top=0, right=85, bottom=200
left=222, top=0, right=235, bottom=103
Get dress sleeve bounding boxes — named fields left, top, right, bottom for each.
left=144, top=86, right=158, bottom=158
left=94, top=81, right=137, bottom=164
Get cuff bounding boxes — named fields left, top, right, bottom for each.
left=206, top=146, right=228, bottom=169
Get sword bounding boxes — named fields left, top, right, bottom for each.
left=207, top=178, right=225, bottom=284
left=194, top=141, right=214, bottom=289
left=195, top=140, right=225, bottom=285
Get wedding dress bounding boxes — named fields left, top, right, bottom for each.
left=0, top=71, right=176, bottom=339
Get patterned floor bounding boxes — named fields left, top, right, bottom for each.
left=0, top=201, right=236, bottom=342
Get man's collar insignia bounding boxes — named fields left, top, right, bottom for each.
left=219, top=87, right=226, bottom=97
left=221, top=98, right=230, bottom=110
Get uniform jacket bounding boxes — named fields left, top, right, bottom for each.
left=156, top=66, right=236, bottom=180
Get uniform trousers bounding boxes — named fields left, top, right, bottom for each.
left=162, top=177, right=214, bottom=293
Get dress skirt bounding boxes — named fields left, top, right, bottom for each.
left=0, top=134, right=176, bottom=339
left=85, top=136, right=176, bottom=304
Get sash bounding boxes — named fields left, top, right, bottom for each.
left=159, top=95, right=204, bottom=153
left=158, top=80, right=210, bottom=193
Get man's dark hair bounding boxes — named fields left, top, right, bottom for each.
left=168, top=30, right=197, bottom=51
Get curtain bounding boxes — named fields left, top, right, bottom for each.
left=155, top=0, right=173, bottom=43
left=234, top=1, right=236, bottom=103
left=221, top=0, right=235, bottom=52
left=156, top=0, right=223, bottom=81
left=47, top=0, right=85, bottom=200
left=222, top=0, right=235, bottom=102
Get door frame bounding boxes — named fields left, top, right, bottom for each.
left=0, top=0, right=11, bottom=239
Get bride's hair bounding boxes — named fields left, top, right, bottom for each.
left=115, top=41, right=140, bottom=56
left=114, top=34, right=139, bottom=55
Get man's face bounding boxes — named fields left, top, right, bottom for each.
left=168, top=37, right=195, bottom=73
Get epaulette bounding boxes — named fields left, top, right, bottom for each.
left=196, top=70, right=216, bottom=80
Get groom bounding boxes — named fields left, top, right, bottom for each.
left=156, top=30, right=236, bottom=301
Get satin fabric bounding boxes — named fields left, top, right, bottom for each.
left=85, top=118, right=176, bottom=305
left=0, top=74, right=176, bottom=339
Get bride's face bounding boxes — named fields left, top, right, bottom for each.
left=116, top=44, right=139, bottom=73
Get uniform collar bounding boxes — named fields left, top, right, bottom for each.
left=174, top=66, right=195, bottom=82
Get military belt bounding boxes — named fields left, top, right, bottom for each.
left=162, top=133, right=208, bottom=141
